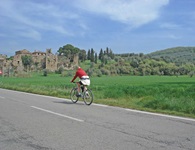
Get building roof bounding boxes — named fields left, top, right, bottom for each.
left=15, top=49, right=31, bottom=55
left=32, top=50, right=46, bottom=54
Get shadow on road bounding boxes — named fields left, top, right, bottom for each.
left=53, top=100, right=83, bottom=105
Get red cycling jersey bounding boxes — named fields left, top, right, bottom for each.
left=71, top=68, right=88, bottom=82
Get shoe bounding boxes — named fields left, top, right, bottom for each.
left=85, top=92, right=89, bottom=98
left=76, top=93, right=81, bottom=97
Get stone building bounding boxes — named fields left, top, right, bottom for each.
left=12, top=49, right=31, bottom=72
left=0, top=55, right=6, bottom=76
left=0, top=48, right=79, bottom=76
left=32, top=50, right=46, bottom=71
left=45, top=49, right=58, bottom=71
left=0, top=54, right=12, bottom=76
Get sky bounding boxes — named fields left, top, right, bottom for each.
left=0, top=0, right=195, bottom=56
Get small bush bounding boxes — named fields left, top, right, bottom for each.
left=96, top=69, right=102, bottom=77
left=101, top=68, right=110, bottom=75
left=43, top=69, right=48, bottom=76
left=55, top=66, right=64, bottom=74
left=61, top=70, right=73, bottom=77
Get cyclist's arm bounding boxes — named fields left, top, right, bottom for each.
left=71, top=74, right=77, bottom=82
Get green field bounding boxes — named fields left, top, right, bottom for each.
left=0, top=74, right=195, bottom=118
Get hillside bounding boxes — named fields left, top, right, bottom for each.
left=148, top=47, right=195, bottom=64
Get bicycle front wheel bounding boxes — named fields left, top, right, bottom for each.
left=83, top=89, right=93, bottom=105
left=70, top=88, right=79, bottom=103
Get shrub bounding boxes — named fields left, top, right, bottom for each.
left=43, top=69, right=48, bottom=76
left=61, top=70, right=73, bottom=77
left=189, top=71, right=195, bottom=77
left=87, top=68, right=94, bottom=76
left=56, top=66, right=64, bottom=74
left=96, top=69, right=102, bottom=77
left=100, top=68, right=110, bottom=75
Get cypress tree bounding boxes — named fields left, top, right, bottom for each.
left=87, top=49, right=90, bottom=60
left=95, top=53, right=98, bottom=64
left=99, top=48, right=103, bottom=60
left=90, top=48, right=95, bottom=62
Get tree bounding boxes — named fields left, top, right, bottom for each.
left=99, top=48, right=103, bottom=60
left=87, top=49, right=91, bottom=60
left=57, top=44, right=80, bottom=56
left=106, top=47, right=109, bottom=55
left=101, top=55, right=105, bottom=64
left=110, top=49, right=115, bottom=59
left=95, top=53, right=98, bottom=64
left=130, top=59, right=139, bottom=68
left=90, top=48, right=95, bottom=62
left=79, top=49, right=87, bottom=62
left=21, top=55, right=33, bottom=71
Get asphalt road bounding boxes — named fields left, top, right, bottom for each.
left=0, top=88, right=195, bottom=150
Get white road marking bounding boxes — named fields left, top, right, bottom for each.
left=0, top=96, right=5, bottom=99
left=125, top=108, right=195, bottom=122
left=31, top=106, right=84, bottom=122
left=0, top=88, right=71, bottom=101
left=93, top=103, right=108, bottom=107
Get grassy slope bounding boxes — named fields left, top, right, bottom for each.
left=0, top=74, right=195, bottom=118
left=148, top=46, right=195, bottom=63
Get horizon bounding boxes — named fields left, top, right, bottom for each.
left=1, top=0, right=195, bottom=56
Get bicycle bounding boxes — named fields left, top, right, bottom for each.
left=70, top=82, right=93, bottom=105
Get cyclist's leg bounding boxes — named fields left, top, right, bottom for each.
left=77, top=81, right=84, bottom=96
left=80, top=81, right=87, bottom=92
left=83, top=85, right=86, bottom=91
left=76, top=82, right=81, bottom=93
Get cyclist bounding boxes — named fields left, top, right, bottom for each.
left=70, top=66, right=90, bottom=97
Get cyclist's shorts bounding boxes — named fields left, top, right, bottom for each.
left=80, top=76, right=90, bottom=86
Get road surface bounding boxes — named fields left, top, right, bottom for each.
left=0, top=88, right=195, bottom=150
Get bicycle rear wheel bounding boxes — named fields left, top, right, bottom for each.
left=70, top=88, right=79, bottom=103
left=83, top=89, right=93, bottom=105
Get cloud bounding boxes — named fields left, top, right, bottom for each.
left=74, top=0, right=169, bottom=27
left=160, top=23, right=181, bottom=29
left=0, top=0, right=170, bottom=41
left=167, top=34, right=181, bottom=39
left=0, top=0, right=83, bottom=40
left=19, top=29, right=42, bottom=41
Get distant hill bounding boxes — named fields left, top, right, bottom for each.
left=147, top=47, right=195, bottom=64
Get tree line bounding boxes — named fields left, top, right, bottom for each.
left=58, top=44, right=114, bottom=64
left=57, top=44, right=195, bottom=77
